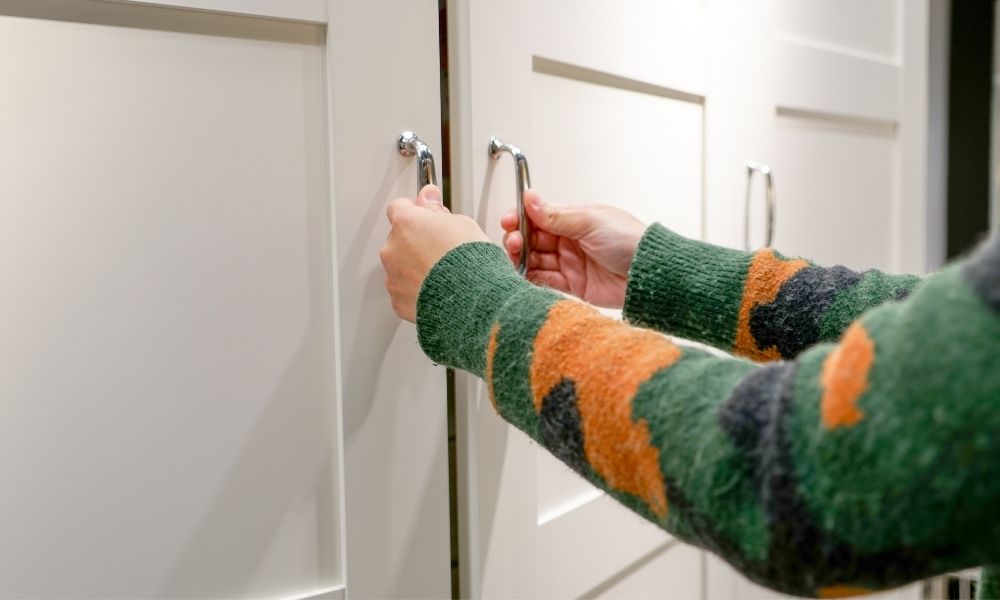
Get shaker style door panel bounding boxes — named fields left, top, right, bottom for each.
left=452, top=1, right=938, bottom=599
left=450, top=1, right=710, bottom=597
left=773, top=115, right=897, bottom=271
left=769, top=0, right=904, bottom=272
left=0, top=1, right=448, bottom=598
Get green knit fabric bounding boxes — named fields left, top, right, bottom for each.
left=623, top=224, right=750, bottom=350
left=415, top=226, right=1000, bottom=597
left=623, top=224, right=922, bottom=359
left=981, top=566, right=1000, bottom=599
left=416, top=242, right=526, bottom=377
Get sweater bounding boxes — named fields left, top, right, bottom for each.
left=415, top=223, right=1000, bottom=598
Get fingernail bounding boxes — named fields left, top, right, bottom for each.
left=530, top=195, right=542, bottom=208
left=424, top=187, right=442, bottom=205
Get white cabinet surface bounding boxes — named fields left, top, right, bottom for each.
left=448, top=1, right=939, bottom=598
left=0, top=1, right=942, bottom=598
left=0, top=1, right=449, bottom=598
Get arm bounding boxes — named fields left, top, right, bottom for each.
left=624, top=224, right=922, bottom=361
left=498, top=195, right=919, bottom=361
left=417, top=236, right=1000, bottom=597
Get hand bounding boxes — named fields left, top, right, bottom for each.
left=381, top=184, right=490, bottom=322
left=501, top=191, right=646, bottom=308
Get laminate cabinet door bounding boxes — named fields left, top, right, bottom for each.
left=449, top=2, right=712, bottom=597
left=0, top=1, right=448, bottom=597
left=448, top=1, right=939, bottom=598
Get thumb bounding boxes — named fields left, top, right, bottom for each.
left=524, top=191, right=591, bottom=238
left=415, top=184, right=449, bottom=212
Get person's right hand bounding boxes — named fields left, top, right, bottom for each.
left=501, top=190, right=647, bottom=308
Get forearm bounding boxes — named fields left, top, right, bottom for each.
left=623, top=224, right=921, bottom=360
left=417, top=237, right=1000, bottom=597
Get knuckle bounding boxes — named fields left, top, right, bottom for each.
left=395, top=206, right=416, bottom=225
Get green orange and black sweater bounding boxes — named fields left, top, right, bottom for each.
left=415, top=223, right=1000, bottom=598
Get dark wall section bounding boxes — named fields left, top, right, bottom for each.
left=946, top=0, right=995, bottom=258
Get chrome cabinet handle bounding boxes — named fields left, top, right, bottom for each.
left=397, top=131, right=438, bottom=189
left=744, top=161, right=776, bottom=251
left=489, top=136, right=532, bottom=276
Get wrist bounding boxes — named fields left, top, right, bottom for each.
left=416, top=242, right=530, bottom=376
left=622, top=224, right=750, bottom=347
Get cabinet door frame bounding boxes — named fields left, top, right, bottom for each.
left=0, top=1, right=448, bottom=598
left=448, top=2, right=714, bottom=597
left=448, top=1, right=944, bottom=599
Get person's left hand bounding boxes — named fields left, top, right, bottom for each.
left=381, top=184, right=490, bottom=322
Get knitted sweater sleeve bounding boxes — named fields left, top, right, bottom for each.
left=415, top=236, right=1000, bottom=598
left=623, top=224, right=922, bottom=361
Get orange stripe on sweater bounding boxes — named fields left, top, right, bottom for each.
left=485, top=322, right=500, bottom=411
left=818, top=585, right=873, bottom=598
left=820, top=322, right=874, bottom=429
left=734, top=249, right=809, bottom=361
left=530, top=300, right=681, bottom=518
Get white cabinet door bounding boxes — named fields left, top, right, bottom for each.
left=449, top=1, right=938, bottom=598
left=449, top=2, right=712, bottom=597
left=0, top=1, right=448, bottom=598
left=705, top=2, right=935, bottom=598
left=766, top=0, right=940, bottom=275
left=705, top=0, right=942, bottom=276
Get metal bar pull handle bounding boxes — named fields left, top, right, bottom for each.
left=397, top=131, right=438, bottom=189
left=489, top=136, right=532, bottom=276
left=744, top=161, right=776, bottom=251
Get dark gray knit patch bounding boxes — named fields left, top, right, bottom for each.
left=749, top=265, right=863, bottom=358
left=718, top=362, right=937, bottom=593
left=538, top=378, right=588, bottom=475
left=718, top=365, right=782, bottom=490
left=961, top=235, right=1000, bottom=314
left=893, top=285, right=914, bottom=302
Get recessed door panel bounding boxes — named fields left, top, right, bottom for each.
left=0, top=9, right=333, bottom=597
left=0, top=1, right=450, bottom=597
left=773, top=114, right=896, bottom=271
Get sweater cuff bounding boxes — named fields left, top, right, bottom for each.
left=416, top=242, right=530, bottom=377
left=622, top=224, right=750, bottom=349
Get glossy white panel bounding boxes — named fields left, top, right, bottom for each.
left=450, top=1, right=541, bottom=597
left=772, top=114, right=896, bottom=272
left=327, top=1, right=451, bottom=598
left=775, top=39, right=900, bottom=122
left=102, top=0, right=327, bottom=23
left=530, top=71, right=703, bottom=241
left=531, top=0, right=709, bottom=98
left=591, top=542, right=703, bottom=599
left=776, top=0, right=898, bottom=60
left=0, top=11, right=334, bottom=598
left=538, top=494, right=678, bottom=599
left=537, top=450, right=601, bottom=522
left=707, top=554, right=922, bottom=600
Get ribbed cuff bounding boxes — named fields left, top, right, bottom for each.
left=416, top=242, right=530, bottom=377
left=623, top=224, right=750, bottom=349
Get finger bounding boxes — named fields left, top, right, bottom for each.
left=415, top=184, right=448, bottom=212
left=507, top=214, right=558, bottom=251
left=522, top=189, right=543, bottom=214
left=526, top=269, right=569, bottom=292
left=503, top=231, right=522, bottom=255
left=528, top=251, right=560, bottom=271
left=500, top=209, right=519, bottom=232
left=524, top=193, right=591, bottom=238
left=503, top=233, right=520, bottom=266
left=387, top=197, right=415, bottom=223
left=531, top=229, right=559, bottom=252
